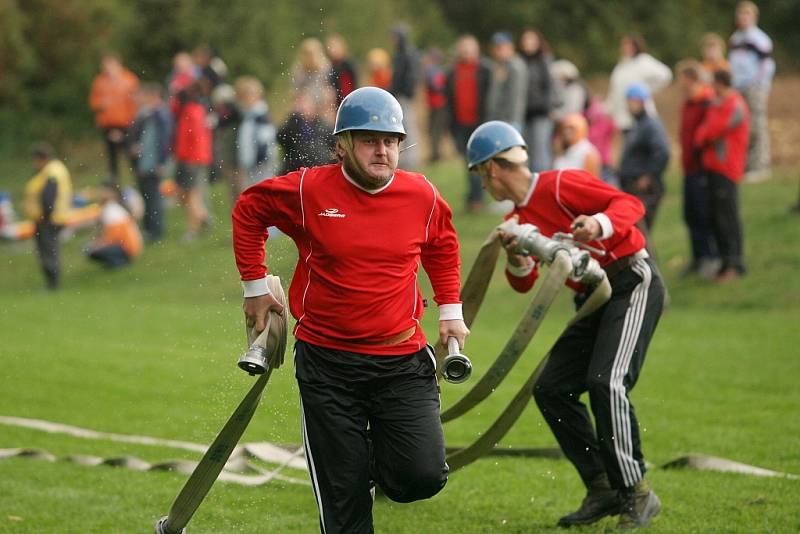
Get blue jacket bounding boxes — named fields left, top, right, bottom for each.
left=130, top=105, right=173, bottom=175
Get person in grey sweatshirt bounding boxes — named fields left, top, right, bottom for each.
left=486, top=32, right=527, bottom=132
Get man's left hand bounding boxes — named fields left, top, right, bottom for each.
left=571, top=215, right=601, bottom=242
left=439, top=319, right=469, bottom=349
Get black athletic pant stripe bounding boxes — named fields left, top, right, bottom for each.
left=295, top=340, right=448, bottom=534
left=534, top=258, right=664, bottom=490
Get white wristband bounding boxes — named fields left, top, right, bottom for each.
left=592, top=212, right=614, bottom=240
left=439, top=303, right=463, bottom=322
left=242, top=277, right=272, bottom=298
left=506, top=257, right=536, bottom=277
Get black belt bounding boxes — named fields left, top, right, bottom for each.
left=603, top=255, right=638, bottom=279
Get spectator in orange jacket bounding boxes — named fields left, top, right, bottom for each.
left=694, top=69, right=750, bottom=283
left=366, top=48, right=392, bottom=90
left=553, top=113, right=602, bottom=179
left=89, top=53, right=140, bottom=183
left=86, top=182, right=143, bottom=269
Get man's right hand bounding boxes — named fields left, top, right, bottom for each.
left=243, top=294, right=285, bottom=333
left=497, top=216, right=529, bottom=268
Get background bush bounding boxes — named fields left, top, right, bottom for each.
left=1, top=0, right=795, bottom=145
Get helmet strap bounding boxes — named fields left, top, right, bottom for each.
left=336, top=131, right=389, bottom=190
left=336, top=131, right=367, bottom=177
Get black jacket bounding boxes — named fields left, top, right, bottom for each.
left=618, top=112, right=670, bottom=182
left=277, top=113, right=335, bottom=174
left=390, top=29, right=420, bottom=99
left=521, top=50, right=553, bottom=119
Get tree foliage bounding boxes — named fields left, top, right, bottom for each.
left=0, top=0, right=795, bottom=144
left=436, top=0, right=798, bottom=75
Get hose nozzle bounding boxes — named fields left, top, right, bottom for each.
left=238, top=345, right=268, bottom=376
left=442, top=337, right=472, bottom=384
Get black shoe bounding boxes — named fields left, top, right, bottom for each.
left=558, top=474, right=621, bottom=527
left=617, top=481, right=661, bottom=529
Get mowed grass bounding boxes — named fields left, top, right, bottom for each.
left=1, top=150, right=799, bottom=533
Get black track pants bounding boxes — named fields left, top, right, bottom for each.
left=708, top=172, right=746, bottom=273
left=534, top=258, right=664, bottom=490
left=295, top=340, right=448, bottom=534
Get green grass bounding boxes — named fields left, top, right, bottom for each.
left=1, top=148, right=799, bottom=533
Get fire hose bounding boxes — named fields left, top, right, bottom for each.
left=439, top=220, right=613, bottom=472
left=155, top=275, right=287, bottom=534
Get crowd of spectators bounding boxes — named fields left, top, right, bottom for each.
left=14, top=1, right=776, bottom=289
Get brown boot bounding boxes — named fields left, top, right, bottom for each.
left=557, top=473, right=620, bottom=527
left=617, top=479, right=661, bottom=529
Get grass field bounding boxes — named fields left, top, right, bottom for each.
left=1, top=149, right=799, bottom=533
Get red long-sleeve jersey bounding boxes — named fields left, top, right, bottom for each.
left=694, top=90, right=750, bottom=182
left=174, top=101, right=212, bottom=165
left=232, top=164, right=462, bottom=355
left=679, top=84, right=714, bottom=175
left=505, top=169, right=646, bottom=293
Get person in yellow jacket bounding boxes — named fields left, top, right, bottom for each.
left=85, top=182, right=143, bottom=269
left=24, top=142, right=73, bottom=290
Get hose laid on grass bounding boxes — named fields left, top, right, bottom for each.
left=0, top=446, right=309, bottom=486
left=156, top=368, right=273, bottom=534
left=156, top=275, right=288, bottom=534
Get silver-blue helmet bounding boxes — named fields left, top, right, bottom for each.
left=333, top=86, right=406, bottom=139
left=466, top=121, right=527, bottom=169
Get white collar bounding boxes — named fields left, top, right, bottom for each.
left=517, top=172, right=539, bottom=207
left=341, top=164, right=395, bottom=195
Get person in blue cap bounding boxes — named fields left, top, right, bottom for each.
left=467, top=120, right=664, bottom=529
left=233, top=86, right=468, bottom=533
left=617, top=83, right=670, bottom=232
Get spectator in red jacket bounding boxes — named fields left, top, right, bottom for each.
left=676, top=59, right=720, bottom=278
left=446, top=34, right=492, bottom=212
left=422, top=47, right=448, bottom=163
left=174, top=82, right=212, bottom=242
left=325, top=34, right=357, bottom=105
left=694, top=69, right=750, bottom=283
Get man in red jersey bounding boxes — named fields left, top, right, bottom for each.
left=676, top=59, right=719, bottom=278
left=466, top=121, right=664, bottom=529
left=694, top=69, right=750, bottom=283
left=232, top=87, right=467, bottom=534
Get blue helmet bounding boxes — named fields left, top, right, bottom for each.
left=466, top=121, right=527, bottom=169
left=625, top=83, right=650, bottom=101
left=333, top=86, right=406, bottom=139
